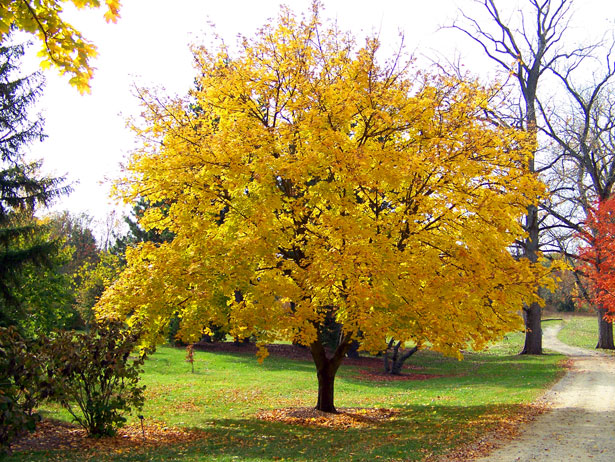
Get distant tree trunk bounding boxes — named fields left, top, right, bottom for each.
left=522, top=215, right=542, bottom=356
left=596, top=308, right=615, bottom=349
left=310, top=334, right=351, bottom=413
left=572, top=260, right=614, bottom=349
left=339, top=329, right=359, bottom=359
left=346, top=339, right=360, bottom=359
left=593, top=239, right=615, bottom=349
left=384, top=339, right=419, bottom=375
left=233, top=336, right=250, bottom=346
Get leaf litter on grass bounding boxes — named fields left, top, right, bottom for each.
left=424, top=402, right=550, bottom=461
left=256, top=407, right=399, bottom=428
left=10, top=418, right=209, bottom=459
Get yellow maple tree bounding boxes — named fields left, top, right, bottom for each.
left=98, top=5, right=552, bottom=412
left=0, top=0, right=121, bottom=92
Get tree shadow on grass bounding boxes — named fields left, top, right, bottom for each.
left=5, top=403, right=546, bottom=462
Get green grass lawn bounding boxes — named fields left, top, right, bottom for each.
left=556, top=313, right=615, bottom=355
left=8, top=332, right=564, bottom=462
left=557, top=314, right=597, bottom=349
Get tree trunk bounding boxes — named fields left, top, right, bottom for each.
left=596, top=308, right=615, bottom=349
left=310, top=335, right=351, bottom=413
left=346, top=339, right=360, bottom=359
left=384, top=339, right=419, bottom=374
left=455, top=0, right=576, bottom=355
left=315, top=364, right=337, bottom=413
left=521, top=302, right=542, bottom=354
left=520, top=202, right=543, bottom=355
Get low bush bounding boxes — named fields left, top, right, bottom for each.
left=46, top=320, right=147, bottom=437
left=0, top=327, right=48, bottom=452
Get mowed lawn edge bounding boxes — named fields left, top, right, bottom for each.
left=557, top=313, right=615, bottom=355
left=7, top=331, right=565, bottom=462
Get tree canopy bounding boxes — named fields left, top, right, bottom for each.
left=0, top=0, right=122, bottom=92
left=98, top=6, right=551, bottom=411
left=578, top=198, right=615, bottom=325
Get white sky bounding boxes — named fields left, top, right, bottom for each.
left=21, top=0, right=614, bottom=229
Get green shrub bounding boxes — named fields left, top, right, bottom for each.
left=0, top=327, right=48, bottom=452
left=46, top=320, right=146, bottom=437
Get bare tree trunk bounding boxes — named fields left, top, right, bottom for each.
left=315, top=364, right=337, bottom=413
left=310, top=335, right=351, bottom=413
left=596, top=242, right=614, bottom=350
left=521, top=203, right=543, bottom=354
left=521, top=302, right=543, bottom=354
left=596, top=308, right=615, bottom=349
left=451, top=1, right=575, bottom=355
left=384, top=339, right=419, bottom=374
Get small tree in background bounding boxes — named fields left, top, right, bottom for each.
left=185, top=344, right=195, bottom=373
left=73, top=252, right=123, bottom=327
left=383, top=340, right=419, bottom=375
left=48, top=212, right=99, bottom=277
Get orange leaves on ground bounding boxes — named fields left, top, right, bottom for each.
left=355, top=367, right=449, bottom=382
left=256, top=407, right=399, bottom=429
left=11, top=418, right=207, bottom=457
left=424, top=403, right=550, bottom=462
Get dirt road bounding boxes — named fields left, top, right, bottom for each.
left=473, top=325, right=615, bottom=461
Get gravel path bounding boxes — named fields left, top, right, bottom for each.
left=473, top=324, right=615, bottom=461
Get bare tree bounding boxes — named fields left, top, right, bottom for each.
left=96, top=210, right=123, bottom=252
left=539, top=48, right=615, bottom=348
left=383, top=339, right=419, bottom=375
left=452, top=0, right=584, bottom=354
